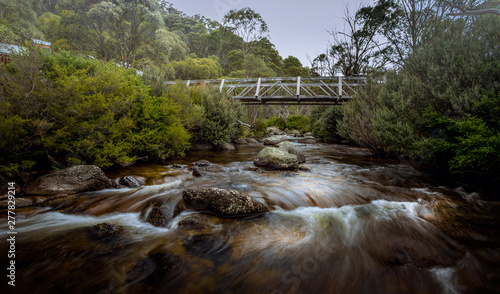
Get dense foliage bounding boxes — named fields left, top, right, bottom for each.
left=0, top=50, right=244, bottom=178
left=0, top=1, right=310, bottom=79
left=313, top=9, right=500, bottom=190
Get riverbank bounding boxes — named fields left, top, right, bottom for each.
left=1, top=141, right=499, bottom=293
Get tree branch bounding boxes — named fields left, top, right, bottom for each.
left=444, top=0, right=500, bottom=16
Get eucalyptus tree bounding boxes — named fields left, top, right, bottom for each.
left=111, top=0, right=163, bottom=68
left=223, top=7, right=269, bottom=58
left=317, top=5, right=389, bottom=76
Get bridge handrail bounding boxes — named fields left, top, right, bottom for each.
left=165, top=75, right=378, bottom=85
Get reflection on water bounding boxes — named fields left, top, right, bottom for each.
left=1, top=143, right=499, bottom=293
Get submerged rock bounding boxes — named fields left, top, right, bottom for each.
left=254, top=147, right=299, bottom=170
left=182, top=234, right=233, bottom=266
left=262, top=136, right=284, bottom=145
left=87, top=223, right=126, bottom=243
left=198, top=165, right=225, bottom=173
left=23, top=165, right=113, bottom=195
left=126, top=251, right=184, bottom=290
left=178, top=214, right=215, bottom=230
left=277, top=141, right=306, bottom=163
left=182, top=187, right=269, bottom=217
left=193, top=160, right=213, bottom=167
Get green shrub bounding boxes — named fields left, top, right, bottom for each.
left=253, top=119, right=267, bottom=136
left=0, top=50, right=192, bottom=175
left=286, top=115, right=310, bottom=131
left=310, top=106, right=343, bottom=142
left=191, top=86, right=243, bottom=146
left=266, top=117, right=286, bottom=129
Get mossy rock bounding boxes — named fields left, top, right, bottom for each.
left=254, top=147, right=299, bottom=170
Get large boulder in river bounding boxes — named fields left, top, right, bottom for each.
left=262, top=136, right=284, bottom=145
left=254, top=147, right=299, bottom=170
left=23, top=165, right=113, bottom=195
left=182, top=188, right=269, bottom=217
left=277, top=141, right=306, bottom=163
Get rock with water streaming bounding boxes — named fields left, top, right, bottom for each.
left=298, top=137, right=317, bottom=144
left=23, top=165, right=113, bottom=195
left=277, top=141, right=306, bottom=163
left=262, top=136, right=284, bottom=145
left=142, top=200, right=174, bottom=228
left=192, top=168, right=203, bottom=177
left=298, top=165, right=312, bottom=172
left=253, top=147, right=299, bottom=170
left=118, top=175, right=145, bottom=188
left=181, top=188, right=269, bottom=217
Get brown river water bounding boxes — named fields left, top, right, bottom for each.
left=1, top=140, right=499, bottom=293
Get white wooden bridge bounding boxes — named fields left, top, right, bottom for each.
left=165, top=76, right=383, bottom=105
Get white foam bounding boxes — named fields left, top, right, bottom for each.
left=429, top=267, right=461, bottom=294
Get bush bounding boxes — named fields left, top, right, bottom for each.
left=310, top=106, right=343, bottom=142
left=253, top=119, right=267, bottom=136
left=191, top=86, right=243, bottom=146
left=266, top=117, right=286, bottom=129
left=0, top=50, right=192, bottom=176
left=286, top=115, right=310, bottom=131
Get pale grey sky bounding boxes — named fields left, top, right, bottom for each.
left=167, top=0, right=365, bottom=66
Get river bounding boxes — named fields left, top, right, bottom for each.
left=1, top=141, right=499, bottom=293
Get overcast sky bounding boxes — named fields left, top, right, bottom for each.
left=167, top=0, right=367, bottom=67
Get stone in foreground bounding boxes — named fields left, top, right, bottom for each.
left=254, top=147, right=299, bottom=170
left=182, top=188, right=269, bottom=217
left=23, top=165, right=113, bottom=195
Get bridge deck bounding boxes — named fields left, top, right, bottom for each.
left=166, top=76, right=382, bottom=105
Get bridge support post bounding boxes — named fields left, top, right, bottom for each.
left=338, top=76, right=343, bottom=97
left=296, top=76, right=301, bottom=103
left=255, top=78, right=262, bottom=101
left=219, top=79, right=225, bottom=93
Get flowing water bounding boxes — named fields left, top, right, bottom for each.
left=1, top=142, right=499, bottom=293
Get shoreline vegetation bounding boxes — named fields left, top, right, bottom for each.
left=1, top=1, right=499, bottom=199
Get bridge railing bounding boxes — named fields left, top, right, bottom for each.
left=165, top=76, right=383, bottom=105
